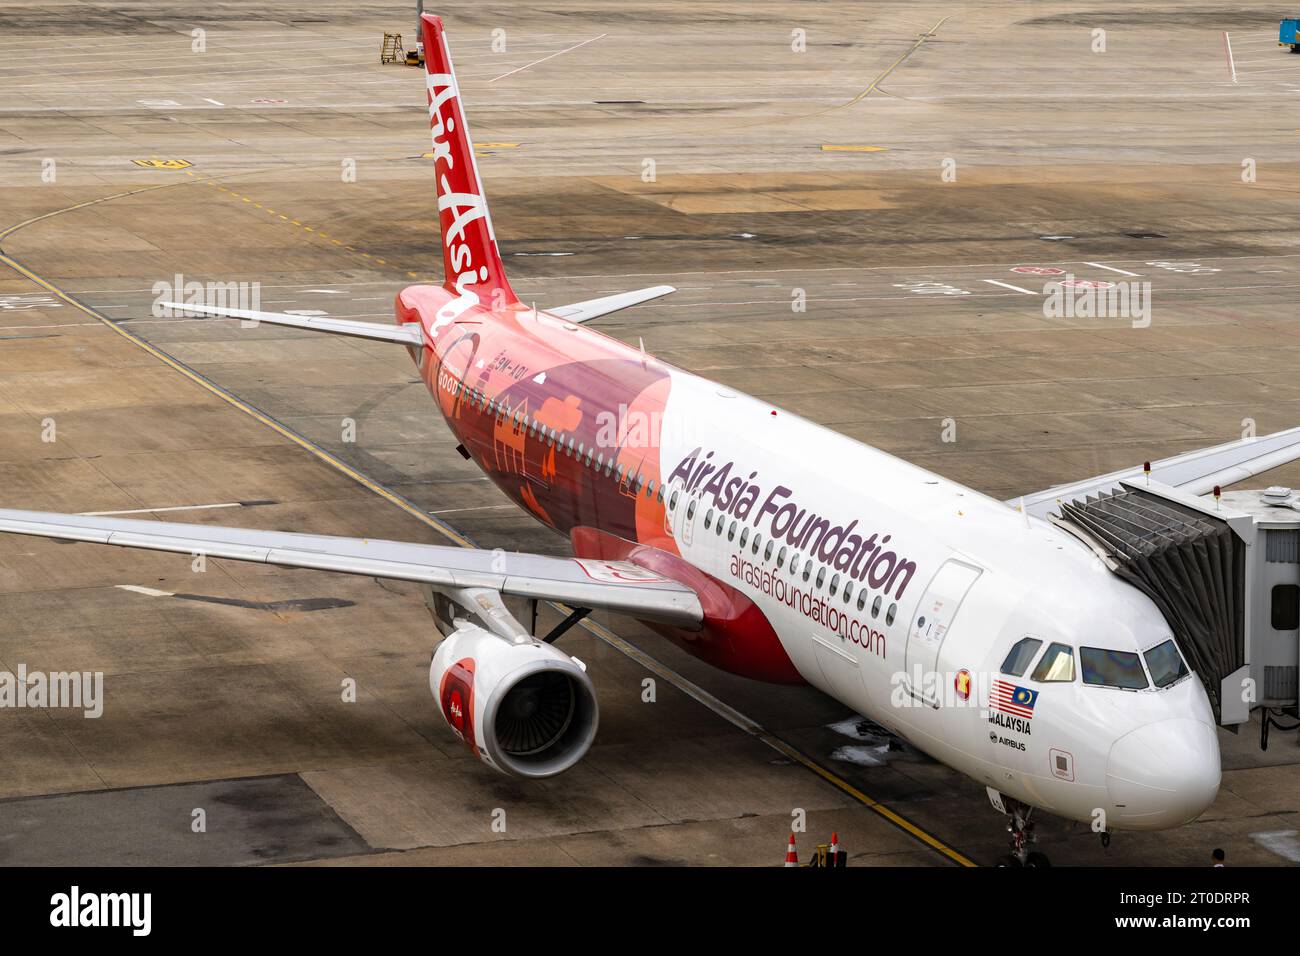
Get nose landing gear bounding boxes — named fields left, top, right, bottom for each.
left=995, top=797, right=1050, bottom=867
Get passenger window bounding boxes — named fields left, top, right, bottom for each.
left=1273, top=584, right=1300, bottom=630
left=655, top=483, right=663, bottom=503
left=776, top=546, right=787, bottom=568
left=669, top=490, right=679, bottom=511
left=1031, top=642, right=1075, bottom=683
left=857, top=591, right=867, bottom=612
left=764, top=540, right=774, bottom=561
left=790, top=554, right=800, bottom=575
left=999, top=637, right=1043, bottom=677
left=738, top=527, right=749, bottom=548
left=871, top=595, right=881, bottom=618
left=802, top=562, right=812, bottom=582
left=686, top=499, right=696, bottom=520
left=828, top=573, right=839, bottom=596
left=842, top=581, right=852, bottom=604
left=885, top=603, right=897, bottom=626
left=1080, top=647, right=1148, bottom=690
left=727, top=521, right=736, bottom=542
left=704, top=509, right=713, bottom=530
left=751, top=534, right=760, bottom=556
left=815, top=566, right=826, bottom=589
left=1143, top=639, right=1189, bottom=688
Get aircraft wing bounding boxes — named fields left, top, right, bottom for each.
left=161, top=302, right=425, bottom=346
left=548, top=285, right=675, bottom=324
left=0, top=509, right=702, bottom=628
left=1013, top=426, right=1300, bottom=518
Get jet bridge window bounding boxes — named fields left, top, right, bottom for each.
left=1080, top=647, right=1149, bottom=690
left=1000, top=637, right=1043, bottom=677
left=1143, top=639, right=1189, bottom=688
left=1031, top=642, right=1075, bottom=683
left=1272, top=584, right=1300, bottom=631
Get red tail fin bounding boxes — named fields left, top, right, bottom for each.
left=420, top=14, right=518, bottom=310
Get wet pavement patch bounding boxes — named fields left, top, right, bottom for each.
left=0, top=774, right=373, bottom=865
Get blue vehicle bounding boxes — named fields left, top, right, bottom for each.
left=1281, top=18, right=1300, bottom=51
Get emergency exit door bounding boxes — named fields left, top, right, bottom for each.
left=905, top=559, right=982, bottom=706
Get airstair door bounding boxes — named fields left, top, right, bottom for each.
left=905, top=559, right=982, bottom=706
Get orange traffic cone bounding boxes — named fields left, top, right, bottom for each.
left=829, top=831, right=841, bottom=867
left=784, top=833, right=799, bottom=867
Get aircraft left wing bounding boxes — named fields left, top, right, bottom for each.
left=1013, top=426, right=1300, bottom=518
left=0, top=509, right=703, bottom=627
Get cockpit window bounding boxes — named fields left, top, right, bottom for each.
left=1000, top=637, right=1043, bottom=677
left=1031, top=642, right=1075, bottom=682
left=1144, top=639, right=1189, bottom=688
left=1080, top=647, right=1149, bottom=690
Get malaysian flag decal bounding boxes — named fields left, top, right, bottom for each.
left=990, top=679, right=1038, bottom=719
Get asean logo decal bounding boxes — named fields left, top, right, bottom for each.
left=954, top=668, right=972, bottom=701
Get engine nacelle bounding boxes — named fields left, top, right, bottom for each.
left=429, top=623, right=599, bottom=778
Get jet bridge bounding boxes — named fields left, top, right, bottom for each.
left=1050, top=478, right=1300, bottom=745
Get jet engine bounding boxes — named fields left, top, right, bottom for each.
left=429, top=623, right=599, bottom=778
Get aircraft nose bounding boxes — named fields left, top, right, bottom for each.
left=1106, top=718, right=1220, bottom=829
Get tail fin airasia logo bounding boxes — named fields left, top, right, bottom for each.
left=427, top=70, right=489, bottom=334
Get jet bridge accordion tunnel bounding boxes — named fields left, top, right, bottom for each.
left=1054, top=486, right=1245, bottom=726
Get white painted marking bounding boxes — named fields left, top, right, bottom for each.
left=1224, top=31, right=1238, bottom=84
left=202, top=97, right=224, bottom=106
left=302, top=289, right=346, bottom=294
left=116, top=585, right=175, bottom=598
left=488, top=34, right=608, bottom=83
left=1250, top=829, right=1300, bottom=862
left=981, top=279, right=1037, bottom=294
left=80, top=502, right=244, bottom=517
left=1084, top=262, right=1143, bottom=277
left=283, top=309, right=329, bottom=316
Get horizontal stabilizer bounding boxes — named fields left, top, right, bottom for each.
left=548, top=285, right=675, bottom=324
left=162, top=302, right=424, bottom=346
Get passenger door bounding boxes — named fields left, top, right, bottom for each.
left=905, top=559, right=982, bottom=706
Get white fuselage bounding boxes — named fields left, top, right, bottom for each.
left=655, top=370, right=1221, bottom=831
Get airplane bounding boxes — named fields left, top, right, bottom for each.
left=3, top=13, right=1298, bottom=866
